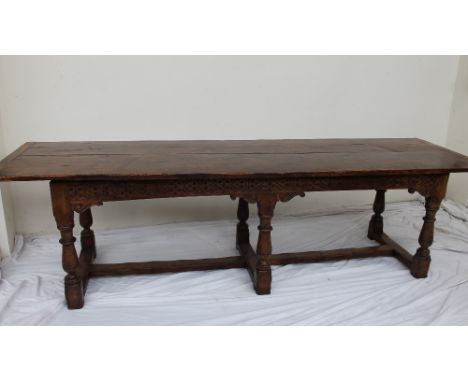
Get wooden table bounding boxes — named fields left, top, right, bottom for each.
left=1, top=138, right=468, bottom=310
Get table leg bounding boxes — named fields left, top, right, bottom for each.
left=236, top=198, right=250, bottom=249
left=411, top=195, right=443, bottom=278
left=368, top=190, right=386, bottom=240
left=79, top=208, right=96, bottom=259
left=255, top=195, right=277, bottom=294
left=50, top=182, right=84, bottom=309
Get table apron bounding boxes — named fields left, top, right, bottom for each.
left=56, top=173, right=449, bottom=209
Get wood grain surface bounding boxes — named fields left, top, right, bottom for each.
left=1, top=138, right=468, bottom=181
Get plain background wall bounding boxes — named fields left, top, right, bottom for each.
left=0, top=103, right=16, bottom=257
left=446, top=56, right=468, bottom=204
left=0, top=56, right=461, bottom=248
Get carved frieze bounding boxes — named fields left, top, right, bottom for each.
left=62, top=174, right=448, bottom=206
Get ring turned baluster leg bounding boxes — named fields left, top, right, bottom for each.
left=255, top=195, right=277, bottom=295
left=368, top=190, right=386, bottom=240
left=50, top=182, right=84, bottom=309
left=411, top=195, right=443, bottom=278
left=80, top=208, right=96, bottom=259
left=236, top=198, right=250, bottom=249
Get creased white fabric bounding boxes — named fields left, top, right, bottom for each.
left=1, top=200, right=468, bottom=325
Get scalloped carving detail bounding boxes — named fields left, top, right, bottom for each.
left=64, top=174, right=448, bottom=205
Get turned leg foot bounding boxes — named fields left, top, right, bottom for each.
left=255, top=195, right=277, bottom=295
left=51, top=182, right=84, bottom=309
left=411, top=195, right=442, bottom=278
left=368, top=190, right=386, bottom=240
left=64, top=274, right=84, bottom=309
left=255, top=269, right=272, bottom=295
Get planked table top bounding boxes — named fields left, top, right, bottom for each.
left=1, top=138, right=468, bottom=181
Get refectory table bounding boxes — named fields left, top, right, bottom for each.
left=1, top=138, right=468, bottom=309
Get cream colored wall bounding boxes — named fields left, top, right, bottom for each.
left=0, top=56, right=461, bottom=246
left=446, top=56, right=468, bottom=206
left=0, top=107, right=16, bottom=257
